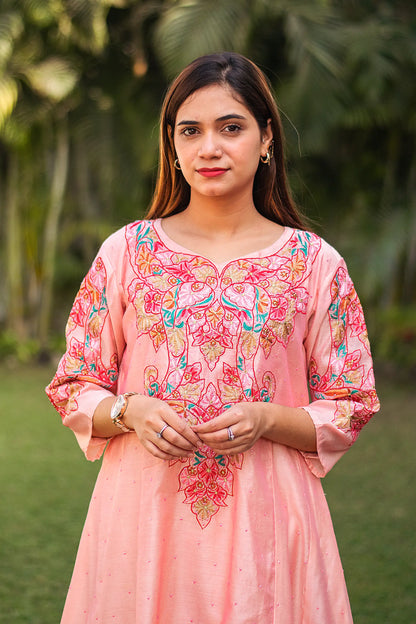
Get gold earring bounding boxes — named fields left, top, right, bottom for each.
left=260, top=151, right=271, bottom=166
left=174, top=158, right=181, bottom=170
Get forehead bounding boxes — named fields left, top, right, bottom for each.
left=175, top=84, right=254, bottom=122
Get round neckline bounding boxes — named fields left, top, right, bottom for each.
left=152, top=218, right=294, bottom=271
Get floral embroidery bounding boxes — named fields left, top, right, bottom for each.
left=309, top=267, right=378, bottom=440
left=47, top=221, right=379, bottom=527
left=172, top=449, right=244, bottom=529
left=143, top=362, right=275, bottom=528
left=47, top=257, right=118, bottom=418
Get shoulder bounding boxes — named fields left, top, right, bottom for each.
left=283, top=229, right=350, bottom=295
left=99, top=219, right=156, bottom=258
left=289, top=228, right=344, bottom=268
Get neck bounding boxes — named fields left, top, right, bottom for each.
left=184, top=192, right=262, bottom=236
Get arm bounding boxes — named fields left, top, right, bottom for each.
left=46, top=236, right=126, bottom=461
left=263, top=404, right=316, bottom=451
left=298, top=261, right=379, bottom=475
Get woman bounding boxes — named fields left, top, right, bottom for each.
left=46, top=52, right=379, bottom=623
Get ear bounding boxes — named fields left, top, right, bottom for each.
left=261, top=119, right=273, bottom=152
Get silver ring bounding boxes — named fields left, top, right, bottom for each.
left=157, top=424, right=169, bottom=439
left=227, top=426, right=235, bottom=441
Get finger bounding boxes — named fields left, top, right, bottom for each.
left=220, top=443, right=248, bottom=456
left=196, top=432, right=230, bottom=448
left=203, top=439, right=248, bottom=456
left=156, top=425, right=197, bottom=454
left=192, top=414, right=237, bottom=435
left=161, top=415, right=202, bottom=449
left=197, top=423, right=240, bottom=445
left=197, top=435, right=242, bottom=453
left=145, top=440, right=192, bottom=461
left=140, top=397, right=202, bottom=448
left=146, top=440, right=176, bottom=460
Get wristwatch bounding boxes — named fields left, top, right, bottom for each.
left=110, top=392, right=137, bottom=432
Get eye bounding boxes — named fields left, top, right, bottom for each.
left=181, top=126, right=199, bottom=136
left=223, top=123, right=242, bottom=134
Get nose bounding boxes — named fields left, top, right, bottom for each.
left=198, top=132, right=222, bottom=158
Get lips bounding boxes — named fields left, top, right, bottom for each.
left=197, top=168, right=228, bottom=178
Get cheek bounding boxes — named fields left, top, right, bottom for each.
left=236, top=134, right=262, bottom=157
left=174, top=141, right=194, bottom=166
left=173, top=134, right=183, bottom=155
left=236, top=140, right=262, bottom=170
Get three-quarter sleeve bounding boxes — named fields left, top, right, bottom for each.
left=301, top=251, right=379, bottom=477
left=46, top=232, right=127, bottom=461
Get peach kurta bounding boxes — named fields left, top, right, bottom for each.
left=46, top=219, right=379, bottom=623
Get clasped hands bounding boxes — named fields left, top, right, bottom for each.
left=125, top=395, right=270, bottom=461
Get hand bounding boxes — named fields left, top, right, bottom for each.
left=192, top=402, right=268, bottom=455
left=125, top=395, right=202, bottom=460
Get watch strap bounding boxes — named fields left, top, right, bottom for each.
left=111, top=392, right=137, bottom=432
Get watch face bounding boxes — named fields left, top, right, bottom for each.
left=111, top=395, right=125, bottom=419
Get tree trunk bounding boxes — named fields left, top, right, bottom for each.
left=403, top=146, right=416, bottom=304
left=38, top=116, right=69, bottom=351
left=4, top=151, right=26, bottom=339
left=380, top=130, right=400, bottom=213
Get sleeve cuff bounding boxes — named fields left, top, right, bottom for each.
left=63, top=387, right=115, bottom=461
left=301, top=402, right=353, bottom=477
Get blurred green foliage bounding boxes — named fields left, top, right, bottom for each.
left=0, top=0, right=415, bottom=371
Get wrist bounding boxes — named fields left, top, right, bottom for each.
left=111, top=392, right=138, bottom=432
left=259, top=401, right=275, bottom=438
left=122, top=393, right=154, bottom=431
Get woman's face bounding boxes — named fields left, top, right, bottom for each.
left=173, top=84, right=272, bottom=203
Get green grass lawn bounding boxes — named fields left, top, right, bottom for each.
left=324, top=378, right=416, bottom=624
left=0, top=364, right=415, bottom=623
left=0, top=365, right=100, bottom=623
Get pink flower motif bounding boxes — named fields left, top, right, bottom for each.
left=199, top=383, right=223, bottom=421
left=167, top=260, right=212, bottom=284
left=176, top=282, right=213, bottom=308
left=276, top=264, right=291, bottom=282
left=67, top=338, right=85, bottom=363
left=206, top=483, right=228, bottom=507
left=197, top=459, right=220, bottom=485
left=293, top=288, right=309, bottom=314
left=68, top=257, right=107, bottom=329
left=191, top=324, right=209, bottom=346
left=244, top=262, right=275, bottom=283
left=270, top=295, right=288, bottom=322
left=69, top=288, right=91, bottom=327
left=347, top=296, right=366, bottom=336
left=144, top=290, right=162, bottom=314
left=192, top=323, right=233, bottom=349
left=183, top=479, right=206, bottom=503
left=181, top=362, right=202, bottom=384
left=222, top=363, right=240, bottom=386
left=223, top=283, right=256, bottom=310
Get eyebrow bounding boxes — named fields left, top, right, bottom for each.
left=176, top=113, right=247, bottom=126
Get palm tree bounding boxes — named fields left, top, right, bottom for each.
left=1, top=0, right=414, bottom=369
left=0, top=0, right=122, bottom=350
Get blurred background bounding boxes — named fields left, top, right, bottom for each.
left=1, top=3, right=415, bottom=623
left=0, top=0, right=415, bottom=372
